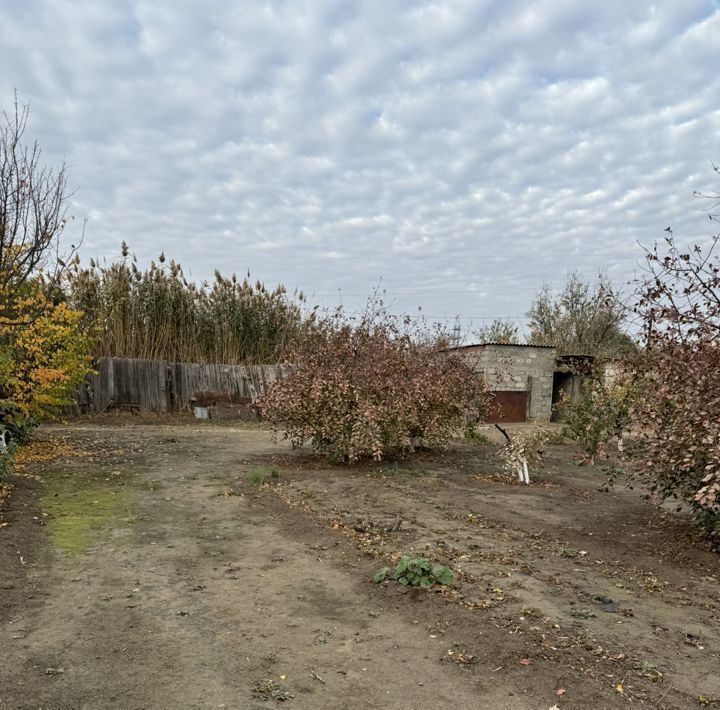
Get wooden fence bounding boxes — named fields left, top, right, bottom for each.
left=71, top=357, right=283, bottom=415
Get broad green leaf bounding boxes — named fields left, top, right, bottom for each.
left=433, top=565, right=454, bottom=585
left=372, top=567, right=390, bottom=583
left=395, top=556, right=411, bottom=574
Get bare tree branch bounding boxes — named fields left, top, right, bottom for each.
left=0, top=91, right=78, bottom=325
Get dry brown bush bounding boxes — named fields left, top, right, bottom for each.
left=259, top=306, right=488, bottom=463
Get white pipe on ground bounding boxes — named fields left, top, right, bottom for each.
left=522, top=458, right=530, bottom=485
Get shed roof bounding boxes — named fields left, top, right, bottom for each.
left=449, top=342, right=556, bottom=350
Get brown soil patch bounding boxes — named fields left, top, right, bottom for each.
left=1, top=423, right=718, bottom=709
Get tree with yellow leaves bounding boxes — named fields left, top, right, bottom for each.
left=0, top=95, right=90, bottom=477
left=0, top=286, right=91, bottom=435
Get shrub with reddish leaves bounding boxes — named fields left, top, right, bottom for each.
left=629, top=226, right=720, bottom=534
left=259, top=308, right=488, bottom=463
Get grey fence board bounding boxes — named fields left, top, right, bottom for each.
left=71, top=357, right=282, bottom=415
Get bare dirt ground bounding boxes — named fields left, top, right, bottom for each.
left=1, top=420, right=718, bottom=710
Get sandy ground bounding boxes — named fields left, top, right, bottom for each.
left=1, top=420, right=718, bottom=709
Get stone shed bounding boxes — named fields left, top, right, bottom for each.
left=452, top=343, right=557, bottom=422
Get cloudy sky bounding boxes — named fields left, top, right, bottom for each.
left=1, top=1, right=719, bottom=332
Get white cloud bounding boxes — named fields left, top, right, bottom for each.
left=0, top=0, right=718, bottom=330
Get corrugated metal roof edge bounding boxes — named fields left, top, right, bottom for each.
left=448, top=342, right=557, bottom=350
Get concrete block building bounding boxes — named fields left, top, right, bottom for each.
left=452, top=343, right=558, bottom=422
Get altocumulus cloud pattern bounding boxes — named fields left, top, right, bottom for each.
left=1, top=0, right=719, bottom=322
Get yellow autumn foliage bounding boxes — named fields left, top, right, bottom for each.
left=0, top=285, right=91, bottom=430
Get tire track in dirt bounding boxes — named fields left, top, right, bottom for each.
left=1, top=424, right=534, bottom=710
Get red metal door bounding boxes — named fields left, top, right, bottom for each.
left=486, top=390, right=528, bottom=423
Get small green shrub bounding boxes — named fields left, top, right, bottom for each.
left=562, top=374, right=636, bottom=464
left=248, top=467, right=280, bottom=485
left=373, top=555, right=453, bottom=588
left=248, top=469, right=266, bottom=485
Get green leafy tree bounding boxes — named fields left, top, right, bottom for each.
left=475, top=318, right=519, bottom=344
left=527, top=272, right=635, bottom=358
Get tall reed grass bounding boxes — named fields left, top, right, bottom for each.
left=66, top=243, right=307, bottom=365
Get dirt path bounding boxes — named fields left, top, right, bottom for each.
left=1, top=424, right=531, bottom=710
left=252, top=432, right=720, bottom=709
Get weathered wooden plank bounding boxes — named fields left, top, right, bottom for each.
left=70, top=357, right=282, bottom=414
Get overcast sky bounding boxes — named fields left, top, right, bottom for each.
left=1, top=1, right=719, bottom=331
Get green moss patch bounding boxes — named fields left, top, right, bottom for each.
left=40, top=472, right=134, bottom=555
